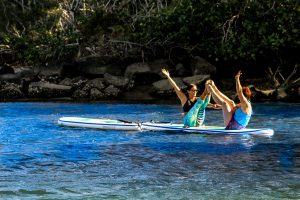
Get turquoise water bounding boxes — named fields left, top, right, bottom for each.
left=0, top=102, right=299, bottom=200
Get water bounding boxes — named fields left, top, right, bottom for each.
left=0, top=102, right=299, bottom=200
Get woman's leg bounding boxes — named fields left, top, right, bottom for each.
left=206, top=85, right=234, bottom=126
left=210, top=82, right=235, bottom=110
left=184, top=98, right=205, bottom=127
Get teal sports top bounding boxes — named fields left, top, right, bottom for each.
left=234, top=107, right=251, bottom=127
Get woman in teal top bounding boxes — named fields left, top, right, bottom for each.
left=206, top=71, right=252, bottom=129
left=161, top=69, right=219, bottom=127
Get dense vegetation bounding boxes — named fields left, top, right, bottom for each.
left=0, top=0, right=299, bottom=77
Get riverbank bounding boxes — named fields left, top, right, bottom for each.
left=1, top=58, right=299, bottom=103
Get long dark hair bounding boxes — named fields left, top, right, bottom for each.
left=182, top=83, right=197, bottom=97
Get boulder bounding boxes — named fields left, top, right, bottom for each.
left=0, top=66, right=36, bottom=84
left=28, top=82, right=72, bottom=98
left=104, top=73, right=129, bottom=88
left=89, top=78, right=106, bottom=91
left=59, top=77, right=88, bottom=88
left=190, top=56, right=216, bottom=75
left=90, top=88, right=105, bottom=100
left=0, top=83, right=24, bottom=99
left=124, top=62, right=161, bottom=84
left=0, top=74, right=21, bottom=84
left=151, top=78, right=186, bottom=97
left=182, top=75, right=210, bottom=85
left=72, top=89, right=89, bottom=99
left=148, top=59, right=169, bottom=74
left=35, top=63, right=64, bottom=77
left=175, top=63, right=190, bottom=77
left=104, top=85, right=120, bottom=97
left=12, top=66, right=35, bottom=78
left=0, top=64, right=14, bottom=74
left=75, top=55, right=124, bottom=76
left=124, top=62, right=150, bottom=78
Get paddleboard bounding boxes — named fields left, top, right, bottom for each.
left=141, top=122, right=274, bottom=136
left=58, top=117, right=141, bottom=131
left=58, top=117, right=274, bottom=136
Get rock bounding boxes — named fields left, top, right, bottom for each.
left=0, top=64, right=14, bottom=74
left=0, top=66, right=36, bottom=84
left=18, top=69, right=35, bottom=80
left=175, top=63, right=190, bottom=76
left=75, top=55, right=124, bottom=76
left=124, top=62, right=150, bottom=78
left=148, top=59, right=169, bottom=74
left=59, top=77, right=73, bottom=86
left=72, top=89, right=89, bottom=99
left=0, top=74, right=21, bottom=84
left=90, top=88, right=104, bottom=100
left=82, top=82, right=94, bottom=92
left=0, top=83, right=24, bottom=99
left=182, top=75, right=210, bottom=85
left=152, top=78, right=186, bottom=91
left=80, top=64, right=124, bottom=77
left=104, top=85, right=120, bottom=97
left=35, top=63, right=64, bottom=77
left=80, top=65, right=107, bottom=76
left=104, top=73, right=129, bottom=88
left=89, top=78, right=106, bottom=90
left=151, top=78, right=186, bottom=97
left=190, top=56, right=216, bottom=75
left=28, top=82, right=72, bottom=98
left=124, top=62, right=161, bottom=84
left=12, top=66, right=34, bottom=78
left=59, top=77, right=88, bottom=88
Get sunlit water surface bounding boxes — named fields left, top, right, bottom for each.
left=0, top=102, right=299, bottom=200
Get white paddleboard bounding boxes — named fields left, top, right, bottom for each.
left=141, top=122, right=274, bottom=136
left=58, top=117, right=274, bottom=136
left=58, top=117, right=141, bottom=131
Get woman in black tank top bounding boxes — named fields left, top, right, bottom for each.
left=182, top=84, right=199, bottom=113
left=162, top=69, right=211, bottom=112
left=161, top=69, right=221, bottom=126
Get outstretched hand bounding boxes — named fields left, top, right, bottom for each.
left=235, top=70, right=242, bottom=79
left=205, top=79, right=211, bottom=85
left=161, top=68, right=170, bottom=77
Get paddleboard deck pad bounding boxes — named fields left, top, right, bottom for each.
left=58, top=117, right=274, bottom=136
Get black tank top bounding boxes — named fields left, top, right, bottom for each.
left=183, top=99, right=196, bottom=112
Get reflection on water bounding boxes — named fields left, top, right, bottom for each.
left=0, top=102, right=299, bottom=199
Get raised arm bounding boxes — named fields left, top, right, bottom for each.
left=162, top=68, right=187, bottom=105
left=235, top=71, right=250, bottom=111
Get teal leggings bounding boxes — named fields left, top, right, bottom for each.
left=183, top=96, right=210, bottom=127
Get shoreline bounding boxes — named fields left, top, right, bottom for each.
left=2, top=98, right=299, bottom=105
left=0, top=97, right=180, bottom=105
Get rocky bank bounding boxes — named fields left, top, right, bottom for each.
left=0, top=56, right=298, bottom=103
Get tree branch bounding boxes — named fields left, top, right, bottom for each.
left=263, top=1, right=276, bottom=15
left=266, top=67, right=280, bottom=87
left=282, top=64, right=299, bottom=87
left=222, top=14, right=239, bottom=43
left=292, top=77, right=300, bottom=84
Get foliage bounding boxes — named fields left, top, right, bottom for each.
left=0, top=0, right=298, bottom=75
